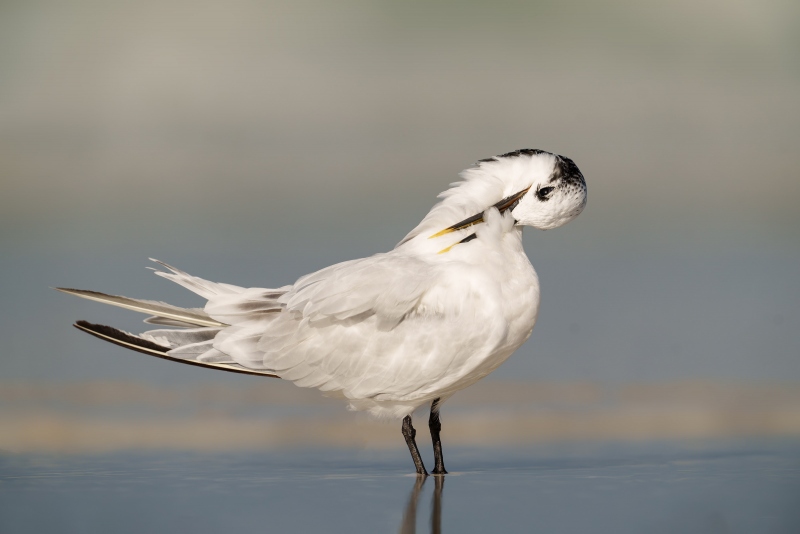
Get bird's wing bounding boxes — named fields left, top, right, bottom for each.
left=146, top=258, right=292, bottom=326
left=73, top=321, right=278, bottom=377
left=280, top=253, right=432, bottom=327
left=207, top=254, right=433, bottom=368
left=54, top=288, right=225, bottom=328
left=210, top=253, right=511, bottom=404
left=203, top=286, right=291, bottom=325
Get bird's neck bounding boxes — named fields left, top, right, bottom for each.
left=397, top=168, right=512, bottom=248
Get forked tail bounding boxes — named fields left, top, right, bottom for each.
left=56, top=261, right=279, bottom=378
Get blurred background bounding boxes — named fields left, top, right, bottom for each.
left=1, top=0, right=799, bottom=453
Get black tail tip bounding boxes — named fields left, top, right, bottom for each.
left=73, top=320, right=171, bottom=353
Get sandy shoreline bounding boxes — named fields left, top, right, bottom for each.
left=2, top=380, right=799, bottom=453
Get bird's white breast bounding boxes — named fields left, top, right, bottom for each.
left=417, top=224, right=540, bottom=400
left=369, top=213, right=540, bottom=415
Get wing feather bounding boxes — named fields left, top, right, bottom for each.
left=279, top=254, right=433, bottom=326
left=73, top=321, right=277, bottom=377
left=55, top=288, right=225, bottom=328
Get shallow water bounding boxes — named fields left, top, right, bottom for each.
left=2, top=441, right=799, bottom=533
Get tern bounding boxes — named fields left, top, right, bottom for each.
left=57, top=148, right=587, bottom=475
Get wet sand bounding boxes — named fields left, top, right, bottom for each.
left=1, top=441, right=799, bottom=533
left=2, top=380, right=800, bottom=452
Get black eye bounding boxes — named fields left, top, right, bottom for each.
left=536, top=186, right=555, bottom=201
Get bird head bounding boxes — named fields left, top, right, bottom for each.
left=499, top=149, right=587, bottom=230
left=427, top=149, right=587, bottom=241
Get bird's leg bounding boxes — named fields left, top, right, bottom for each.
left=402, top=415, right=428, bottom=476
left=429, top=398, right=448, bottom=475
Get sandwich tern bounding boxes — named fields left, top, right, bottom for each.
left=57, top=148, right=587, bottom=475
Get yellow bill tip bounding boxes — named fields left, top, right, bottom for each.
left=429, top=228, right=455, bottom=239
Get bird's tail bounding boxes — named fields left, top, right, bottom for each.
left=56, top=261, right=279, bottom=378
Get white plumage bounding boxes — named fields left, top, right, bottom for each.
left=58, top=148, right=586, bottom=474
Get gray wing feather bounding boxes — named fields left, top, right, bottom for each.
left=143, top=316, right=205, bottom=327
left=55, top=288, right=225, bottom=328
left=73, top=321, right=277, bottom=377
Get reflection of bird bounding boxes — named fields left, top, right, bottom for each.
left=57, top=149, right=587, bottom=475
left=400, top=474, right=444, bottom=534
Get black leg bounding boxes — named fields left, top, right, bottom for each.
left=402, top=415, right=428, bottom=476
left=429, top=398, right=448, bottom=475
